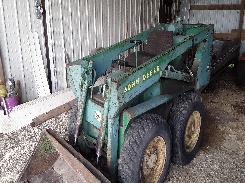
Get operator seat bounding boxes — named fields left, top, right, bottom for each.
left=125, top=30, right=173, bottom=67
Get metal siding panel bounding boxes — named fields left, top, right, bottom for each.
left=118, top=0, right=122, bottom=42
left=123, top=0, right=127, bottom=40
left=115, top=0, right=120, bottom=42
left=180, top=0, right=190, bottom=23
left=109, top=0, right=114, bottom=44
left=128, top=0, right=132, bottom=37
left=0, top=0, right=49, bottom=102
left=0, top=0, right=162, bottom=97
left=0, top=0, right=11, bottom=80
left=76, top=0, right=82, bottom=59
left=95, top=1, right=103, bottom=48
left=46, top=0, right=57, bottom=92
left=101, top=0, right=108, bottom=47
left=46, top=0, right=160, bottom=92
left=84, top=0, right=90, bottom=55
left=51, top=0, right=66, bottom=90
left=29, top=0, right=48, bottom=77
left=15, top=0, right=36, bottom=101
left=80, top=0, right=88, bottom=56
left=29, top=33, right=50, bottom=98
left=68, top=0, right=75, bottom=61
left=1, top=0, right=27, bottom=101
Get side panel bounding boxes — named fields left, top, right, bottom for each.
left=84, top=99, right=104, bottom=129
left=195, top=39, right=213, bottom=90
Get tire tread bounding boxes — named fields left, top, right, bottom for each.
left=118, top=114, right=171, bottom=183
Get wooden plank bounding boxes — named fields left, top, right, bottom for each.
left=214, top=33, right=238, bottom=41
left=190, top=4, right=241, bottom=10
left=232, top=30, right=245, bottom=40
left=214, top=29, right=245, bottom=41
left=46, top=129, right=110, bottom=183
left=0, top=57, right=5, bottom=82
left=31, top=99, right=76, bottom=127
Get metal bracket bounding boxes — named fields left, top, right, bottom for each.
left=34, top=0, right=43, bottom=19
left=161, top=65, right=193, bottom=82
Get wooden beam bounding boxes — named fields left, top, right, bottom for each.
left=214, top=33, right=236, bottom=41
left=190, top=4, right=241, bottom=10
left=232, top=29, right=245, bottom=40
left=46, top=129, right=110, bottom=183
left=214, top=30, right=245, bottom=41
left=31, top=99, right=76, bottom=127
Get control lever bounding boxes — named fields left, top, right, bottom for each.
left=130, top=40, right=143, bottom=45
left=130, top=40, right=143, bottom=67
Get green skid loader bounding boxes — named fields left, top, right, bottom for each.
left=67, top=20, right=239, bottom=182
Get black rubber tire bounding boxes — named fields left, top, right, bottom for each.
left=118, top=114, right=171, bottom=183
left=237, top=60, right=245, bottom=86
left=169, top=92, right=205, bottom=165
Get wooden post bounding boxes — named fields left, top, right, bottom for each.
left=0, top=57, right=5, bottom=83
left=238, top=0, right=245, bottom=41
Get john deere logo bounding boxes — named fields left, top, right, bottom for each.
left=124, top=65, right=160, bottom=93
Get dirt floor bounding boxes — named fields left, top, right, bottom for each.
left=20, top=70, right=245, bottom=183
left=166, top=70, right=245, bottom=182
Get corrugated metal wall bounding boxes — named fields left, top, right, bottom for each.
left=0, top=0, right=49, bottom=102
left=45, top=0, right=161, bottom=92
left=0, top=0, right=160, bottom=101
left=159, top=0, right=181, bottom=23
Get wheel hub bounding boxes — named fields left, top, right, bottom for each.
left=184, top=111, right=201, bottom=152
left=141, top=136, right=166, bottom=183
